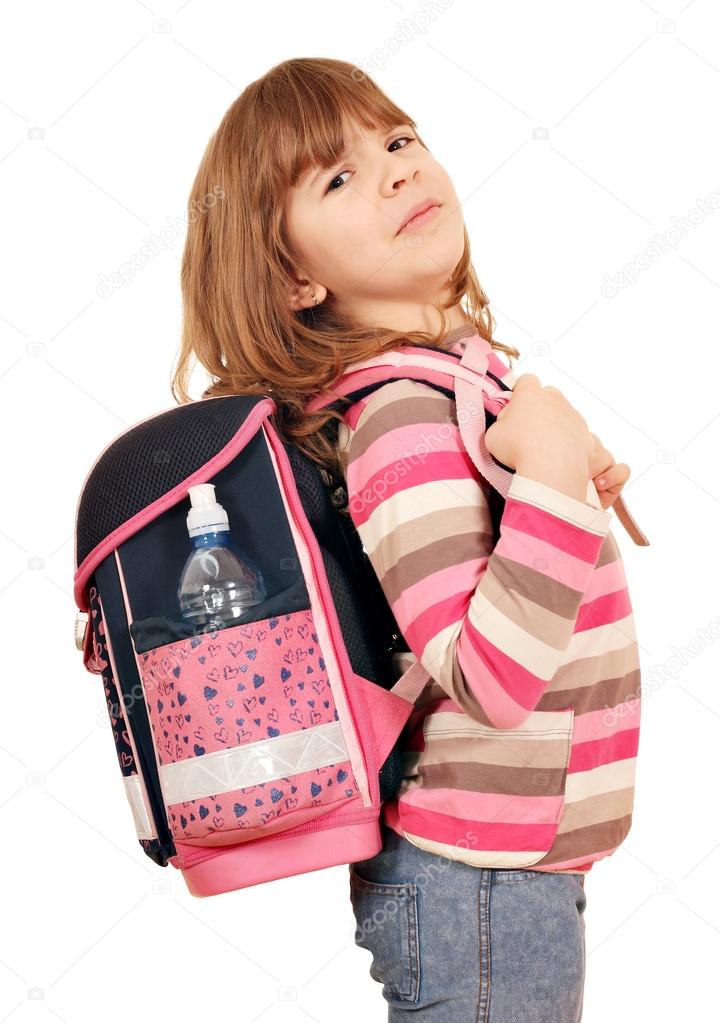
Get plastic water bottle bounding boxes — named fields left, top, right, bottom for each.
left=177, top=483, right=267, bottom=629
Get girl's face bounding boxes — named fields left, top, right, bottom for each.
left=284, top=119, right=466, bottom=332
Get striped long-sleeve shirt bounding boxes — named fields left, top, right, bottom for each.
left=336, top=325, right=642, bottom=876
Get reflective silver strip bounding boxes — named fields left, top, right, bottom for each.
left=74, top=610, right=88, bottom=651
left=123, top=774, right=156, bottom=840
left=159, top=720, right=349, bottom=805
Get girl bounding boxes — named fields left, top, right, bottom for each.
left=173, top=57, right=641, bottom=1022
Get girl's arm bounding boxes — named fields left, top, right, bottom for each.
left=338, top=378, right=616, bottom=730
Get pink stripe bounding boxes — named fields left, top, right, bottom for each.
left=386, top=793, right=608, bottom=873
left=399, top=800, right=560, bottom=853
left=461, top=611, right=551, bottom=714
left=425, top=696, right=474, bottom=717
left=345, top=420, right=467, bottom=490
left=502, top=498, right=607, bottom=564
left=406, top=786, right=563, bottom=822
left=347, top=448, right=476, bottom=526
left=571, top=699, right=641, bottom=744
left=569, top=726, right=640, bottom=773
left=583, top=557, right=629, bottom=601
left=486, top=349, right=513, bottom=381
left=401, top=591, right=532, bottom=726
left=382, top=799, right=404, bottom=834
left=456, top=626, right=527, bottom=724
left=576, top=587, right=633, bottom=631
left=404, top=697, right=469, bottom=750
left=392, top=557, right=486, bottom=640
left=346, top=397, right=371, bottom=430
left=305, top=348, right=463, bottom=414
left=495, top=524, right=602, bottom=592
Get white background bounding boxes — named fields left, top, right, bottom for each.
left=4, top=0, right=719, bottom=1019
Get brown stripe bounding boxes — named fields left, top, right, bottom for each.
left=489, top=550, right=589, bottom=621
left=379, top=529, right=494, bottom=605
left=537, top=667, right=642, bottom=715
left=549, top=642, right=640, bottom=694
left=596, top=529, right=622, bottom=568
left=447, top=690, right=497, bottom=727
left=414, top=667, right=640, bottom=727
left=445, top=665, right=497, bottom=727
left=537, top=812, right=634, bottom=866
left=349, top=383, right=455, bottom=459
left=557, top=786, right=636, bottom=834
left=370, top=503, right=493, bottom=579
left=412, top=760, right=568, bottom=797
left=477, top=560, right=588, bottom=652
left=417, top=732, right=572, bottom=770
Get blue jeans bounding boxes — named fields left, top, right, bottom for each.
left=349, top=820, right=587, bottom=1022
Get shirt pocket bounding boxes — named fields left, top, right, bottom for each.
left=349, top=867, right=421, bottom=1003
left=396, top=706, right=575, bottom=868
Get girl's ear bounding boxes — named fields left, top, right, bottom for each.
left=287, top=277, right=326, bottom=311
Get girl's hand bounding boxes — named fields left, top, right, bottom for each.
left=588, top=432, right=631, bottom=509
left=485, top=373, right=594, bottom=471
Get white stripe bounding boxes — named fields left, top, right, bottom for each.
left=123, top=774, right=156, bottom=840
left=563, top=613, right=638, bottom=661
left=465, top=587, right=565, bottom=679
left=359, top=477, right=485, bottom=558
left=345, top=350, right=504, bottom=393
left=564, top=756, right=637, bottom=803
left=423, top=708, right=574, bottom=740
left=507, top=473, right=612, bottom=536
left=159, top=720, right=349, bottom=805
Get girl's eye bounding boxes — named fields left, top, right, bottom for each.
left=324, top=135, right=416, bottom=194
left=325, top=170, right=351, bottom=194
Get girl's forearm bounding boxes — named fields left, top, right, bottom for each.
left=516, top=448, right=589, bottom=503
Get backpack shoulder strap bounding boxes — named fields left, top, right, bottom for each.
left=307, top=334, right=516, bottom=498
left=308, top=335, right=651, bottom=547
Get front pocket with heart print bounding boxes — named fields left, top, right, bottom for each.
left=136, top=607, right=360, bottom=846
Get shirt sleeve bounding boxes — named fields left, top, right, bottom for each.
left=337, top=378, right=614, bottom=729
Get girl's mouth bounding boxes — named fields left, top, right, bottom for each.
left=396, top=203, right=441, bottom=236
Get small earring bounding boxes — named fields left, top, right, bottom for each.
left=313, top=293, right=321, bottom=305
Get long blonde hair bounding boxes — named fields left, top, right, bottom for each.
left=171, top=56, right=520, bottom=483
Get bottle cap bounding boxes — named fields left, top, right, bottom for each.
left=186, top=483, right=230, bottom=538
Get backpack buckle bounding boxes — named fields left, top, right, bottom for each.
left=74, top=611, right=89, bottom=651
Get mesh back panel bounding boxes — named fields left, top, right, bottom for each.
left=76, top=395, right=263, bottom=568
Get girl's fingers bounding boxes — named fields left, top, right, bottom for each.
left=595, top=463, right=631, bottom=491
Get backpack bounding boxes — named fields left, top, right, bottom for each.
left=71, top=332, right=637, bottom=899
